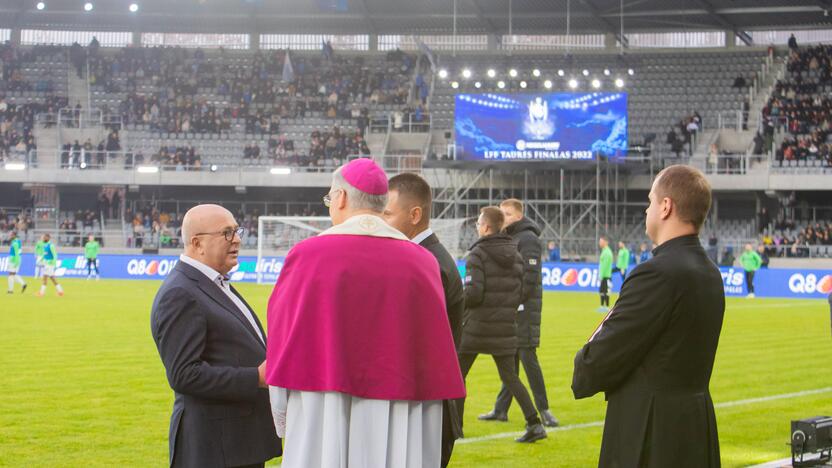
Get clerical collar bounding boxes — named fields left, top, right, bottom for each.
left=652, top=234, right=702, bottom=257
left=411, top=228, right=433, bottom=245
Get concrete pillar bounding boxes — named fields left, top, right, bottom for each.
left=604, top=33, right=617, bottom=50
left=131, top=31, right=141, bottom=47
left=250, top=33, right=260, bottom=50
left=10, top=28, right=21, bottom=45
left=368, top=34, right=378, bottom=51
left=487, top=33, right=500, bottom=52
left=725, top=30, right=735, bottom=49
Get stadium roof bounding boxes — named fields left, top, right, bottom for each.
left=1, top=0, right=831, bottom=40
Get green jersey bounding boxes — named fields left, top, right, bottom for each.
left=617, top=247, right=631, bottom=271
left=84, top=240, right=100, bottom=259
left=43, top=242, right=58, bottom=267
left=8, top=238, right=22, bottom=267
left=739, top=250, right=762, bottom=272
left=35, top=240, right=47, bottom=263
left=599, top=246, right=614, bottom=279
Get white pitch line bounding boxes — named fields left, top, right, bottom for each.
left=713, top=386, right=832, bottom=409
left=456, top=421, right=604, bottom=445
left=457, top=387, right=832, bottom=445
left=727, top=302, right=825, bottom=310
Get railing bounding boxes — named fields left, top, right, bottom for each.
left=698, top=153, right=751, bottom=175
left=58, top=108, right=102, bottom=129
left=42, top=108, right=123, bottom=130
left=6, top=228, right=117, bottom=248
left=1, top=149, right=422, bottom=174
left=715, top=110, right=745, bottom=131
left=393, top=113, right=431, bottom=133
left=368, top=113, right=431, bottom=134
left=722, top=243, right=832, bottom=259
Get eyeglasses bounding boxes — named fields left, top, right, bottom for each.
left=193, top=226, right=244, bottom=242
left=323, top=189, right=343, bottom=208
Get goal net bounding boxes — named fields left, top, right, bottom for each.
left=256, top=215, right=473, bottom=284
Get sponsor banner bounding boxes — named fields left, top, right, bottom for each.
left=0, top=254, right=283, bottom=283
left=1, top=254, right=829, bottom=299
left=458, top=261, right=830, bottom=300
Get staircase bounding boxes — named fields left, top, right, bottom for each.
left=746, top=55, right=788, bottom=132
left=692, top=54, right=788, bottom=162
left=102, top=219, right=124, bottom=248
left=364, top=132, right=387, bottom=156
left=67, top=70, right=89, bottom=111
left=33, top=123, right=60, bottom=169
left=60, top=65, right=108, bottom=153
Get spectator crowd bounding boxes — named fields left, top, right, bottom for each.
left=763, top=44, right=832, bottom=166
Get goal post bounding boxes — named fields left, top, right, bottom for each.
left=256, top=216, right=473, bottom=284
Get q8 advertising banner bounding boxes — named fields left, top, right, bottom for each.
left=534, top=262, right=831, bottom=299
left=0, top=253, right=284, bottom=284
left=1, top=255, right=828, bottom=300
left=454, top=92, right=628, bottom=161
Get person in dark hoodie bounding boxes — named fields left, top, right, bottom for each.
left=457, top=206, right=547, bottom=444
left=480, top=199, right=558, bottom=427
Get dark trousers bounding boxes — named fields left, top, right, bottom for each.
left=86, top=258, right=99, bottom=275
left=440, top=399, right=458, bottom=468
left=457, top=352, right=539, bottom=425
left=493, top=346, right=549, bottom=413
left=745, top=270, right=755, bottom=294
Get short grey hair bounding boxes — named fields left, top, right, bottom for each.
left=332, top=166, right=388, bottom=213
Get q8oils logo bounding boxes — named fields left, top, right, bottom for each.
left=542, top=266, right=599, bottom=288
left=788, top=273, right=832, bottom=295
left=127, top=258, right=179, bottom=277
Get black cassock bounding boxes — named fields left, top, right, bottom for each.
left=573, top=234, right=725, bottom=468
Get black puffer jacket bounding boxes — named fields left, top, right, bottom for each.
left=459, top=233, right=525, bottom=356
left=505, top=218, right=543, bottom=348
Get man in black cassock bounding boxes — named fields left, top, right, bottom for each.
left=572, top=165, right=725, bottom=468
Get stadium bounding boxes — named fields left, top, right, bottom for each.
left=1, top=0, right=831, bottom=466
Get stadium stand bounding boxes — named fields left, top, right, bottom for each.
left=85, top=47, right=419, bottom=168
left=764, top=44, right=832, bottom=169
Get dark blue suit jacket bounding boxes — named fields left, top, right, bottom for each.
left=150, top=260, right=281, bottom=468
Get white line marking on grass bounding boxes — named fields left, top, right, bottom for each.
left=713, top=386, right=832, bottom=409
left=457, top=387, right=832, bottom=444
left=456, top=421, right=604, bottom=444
left=727, top=302, right=824, bottom=310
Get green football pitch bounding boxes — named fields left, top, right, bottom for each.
left=1, top=278, right=830, bottom=467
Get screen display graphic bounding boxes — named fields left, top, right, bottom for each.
left=454, top=92, right=628, bottom=161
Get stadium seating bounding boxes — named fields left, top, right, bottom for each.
left=84, top=47, right=418, bottom=167
left=765, top=44, right=832, bottom=170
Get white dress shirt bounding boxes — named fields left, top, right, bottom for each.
left=179, top=254, right=264, bottom=344
left=410, top=228, right=433, bottom=245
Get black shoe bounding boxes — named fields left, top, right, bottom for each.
left=21, top=284, right=27, bottom=294
left=515, top=423, right=547, bottom=443
left=6, top=291, right=11, bottom=294
left=478, top=410, right=508, bottom=422
left=541, top=409, right=559, bottom=428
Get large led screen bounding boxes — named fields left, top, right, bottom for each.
left=454, top=92, right=628, bottom=161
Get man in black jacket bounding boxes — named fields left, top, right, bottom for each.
left=572, top=165, right=724, bottom=468
left=151, top=204, right=281, bottom=468
left=384, top=172, right=464, bottom=467
left=458, top=206, right=547, bottom=444
left=480, top=199, right=558, bottom=427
